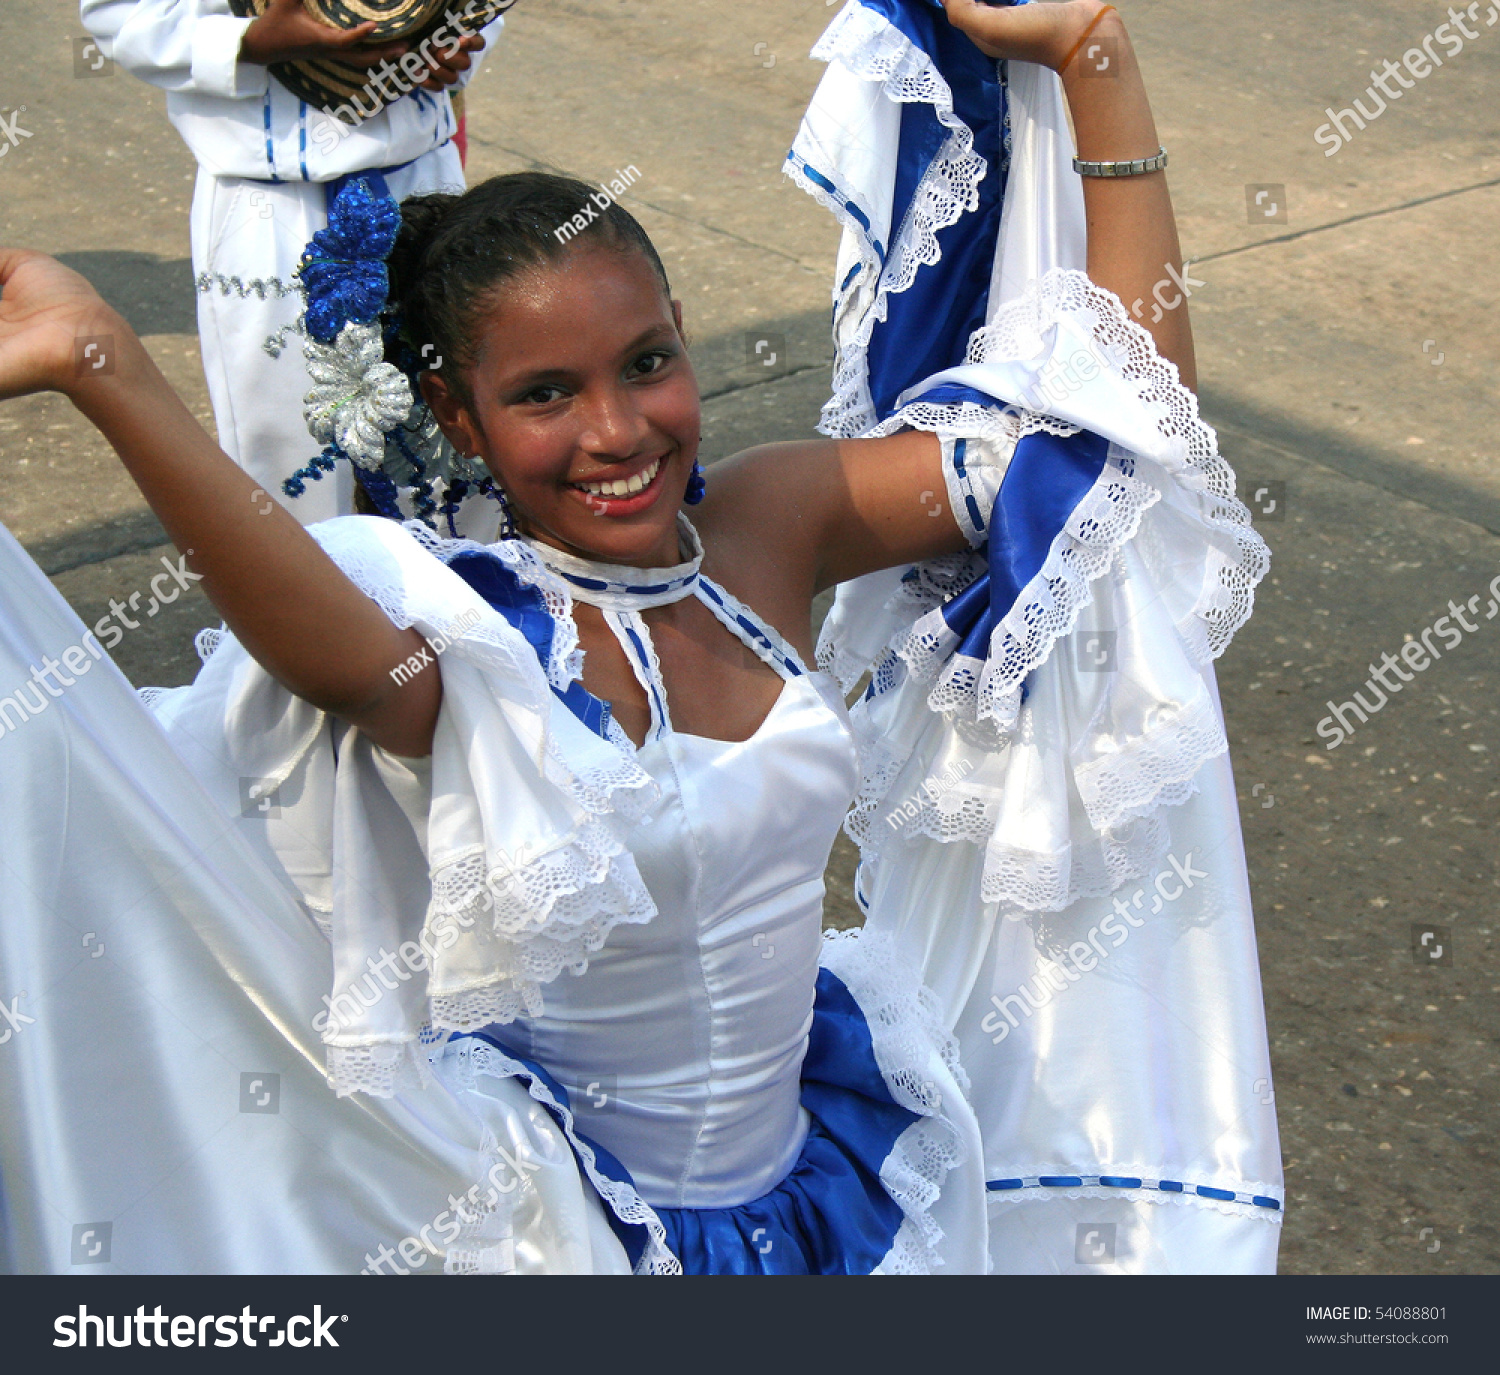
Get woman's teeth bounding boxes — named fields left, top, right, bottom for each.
left=576, top=456, right=661, bottom=498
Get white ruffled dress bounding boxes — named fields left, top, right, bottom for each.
left=0, top=0, right=1282, bottom=1276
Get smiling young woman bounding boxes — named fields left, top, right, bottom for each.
left=0, top=0, right=1279, bottom=1276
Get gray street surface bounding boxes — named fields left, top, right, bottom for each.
left=1, top=0, right=1496, bottom=1273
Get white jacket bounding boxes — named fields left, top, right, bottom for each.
left=80, top=0, right=503, bottom=181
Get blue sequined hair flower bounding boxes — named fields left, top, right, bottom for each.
left=289, top=173, right=506, bottom=535
left=300, top=177, right=401, bottom=345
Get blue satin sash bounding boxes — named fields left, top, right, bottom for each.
left=985, top=427, right=1111, bottom=621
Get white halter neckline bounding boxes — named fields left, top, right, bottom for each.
left=521, top=515, right=704, bottom=611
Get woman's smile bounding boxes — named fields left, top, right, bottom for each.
left=569, top=451, right=670, bottom=515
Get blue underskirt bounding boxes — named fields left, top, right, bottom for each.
left=456, top=967, right=921, bottom=1275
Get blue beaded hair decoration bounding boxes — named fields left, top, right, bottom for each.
left=291, top=173, right=704, bottom=533
left=290, top=173, right=512, bottom=536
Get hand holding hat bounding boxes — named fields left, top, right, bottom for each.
left=240, top=0, right=409, bottom=69
left=232, top=1, right=516, bottom=115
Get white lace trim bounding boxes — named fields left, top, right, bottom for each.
left=419, top=707, right=660, bottom=1040
left=1074, top=689, right=1227, bottom=835
left=194, top=624, right=228, bottom=665
left=424, top=821, right=658, bottom=1037
left=325, top=1040, right=429, bottom=1100
left=979, top=811, right=1179, bottom=913
left=843, top=697, right=1182, bottom=913
left=794, top=1, right=991, bottom=440
left=139, top=623, right=228, bottom=713
left=819, top=928, right=969, bottom=1274
left=813, top=406, right=1076, bottom=697
left=902, top=448, right=1160, bottom=733
left=817, top=554, right=974, bottom=696
left=816, top=273, right=1268, bottom=911
left=819, top=274, right=1267, bottom=714
left=441, top=1147, right=519, bottom=1277
left=442, top=1035, right=681, bottom=1275
left=297, top=520, right=665, bottom=1091
left=953, top=268, right=1269, bottom=664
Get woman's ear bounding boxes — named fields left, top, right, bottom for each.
left=420, top=370, right=481, bottom=457
left=671, top=298, right=687, bottom=344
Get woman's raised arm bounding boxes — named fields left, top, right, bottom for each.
left=944, top=0, right=1196, bottom=388
left=0, top=250, right=441, bottom=756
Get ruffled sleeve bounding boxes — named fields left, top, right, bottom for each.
left=797, top=3, right=1283, bottom=1270
left=792, top=27, right=1270, bottom=916
left=148, top=515, right=660, bottom=1098
left=824, top=280, right=1268, bottom=912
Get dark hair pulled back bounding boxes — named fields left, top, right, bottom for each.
left=388, top=171, right=672, bottom=405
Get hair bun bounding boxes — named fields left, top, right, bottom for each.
left=388, top=192, right=461, bottom=310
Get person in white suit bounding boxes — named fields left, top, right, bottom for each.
left=79, top=0, right=506, bottom=524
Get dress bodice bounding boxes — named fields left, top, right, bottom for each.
left=502, top=583, right=859, bottom=1209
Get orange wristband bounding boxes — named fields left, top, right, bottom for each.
left=1058, top=4, right=1119, bottom=73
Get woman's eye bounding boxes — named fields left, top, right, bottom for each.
left=631, top=350, right=673, bottom=378
left=521, top=384, right=567, bottom=405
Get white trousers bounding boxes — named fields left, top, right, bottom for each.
left=190, top=144, right=465, bottom=526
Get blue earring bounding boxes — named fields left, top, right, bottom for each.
left=684, top=459, right=706, bottom=505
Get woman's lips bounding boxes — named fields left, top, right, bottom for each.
left=568, top=454, right=670, bottom=516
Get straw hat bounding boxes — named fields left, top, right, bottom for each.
left=229, top=1, right=514, bottom=117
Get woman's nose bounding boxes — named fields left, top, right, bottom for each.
left=578, top=385, right=650, bottom=457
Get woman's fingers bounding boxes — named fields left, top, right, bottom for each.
left=333, top=20, right=380, bottom=46
left=940, top=0, right=1038, bottom=60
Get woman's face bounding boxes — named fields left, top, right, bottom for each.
left=426, top=244, right=701, bottom=568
